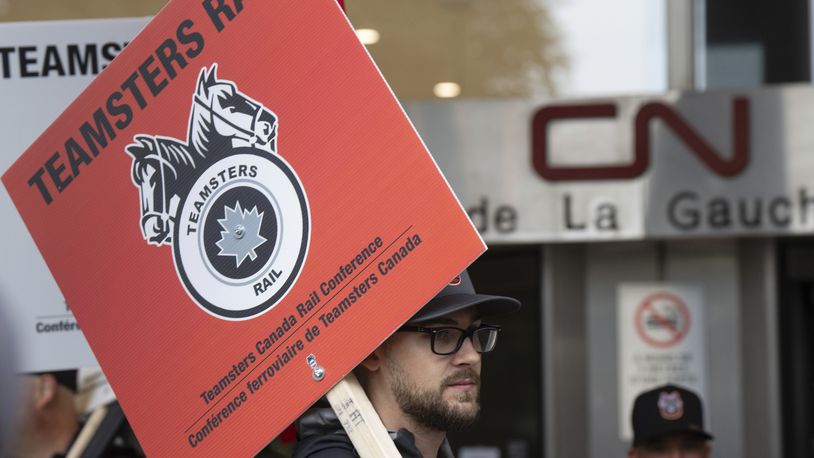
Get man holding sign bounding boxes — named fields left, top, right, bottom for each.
left=294, top=270, right=520, bottom=457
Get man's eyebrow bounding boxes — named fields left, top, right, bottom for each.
left=425, top=315, right=484, bottom=326
left=425, top=317, right=458, bottom=326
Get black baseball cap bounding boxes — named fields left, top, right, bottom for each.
left=27, top=370, right=78, bottom=393
left=407, top=270, right=521, bottom=324
left=632, top=384, right=713, bottom=447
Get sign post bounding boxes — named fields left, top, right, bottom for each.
left=326, top=374, right=401, bottom=457
left=2, top=1, right=484, bottom=456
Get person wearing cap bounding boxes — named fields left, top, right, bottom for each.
left=5, top=370, right=81, bottom=458
left=294, top=270, right=521, bottom=458
left=629, top=384, right=713, bottom=458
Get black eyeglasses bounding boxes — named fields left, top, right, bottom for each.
left=397, top=324, right=501, bottom=355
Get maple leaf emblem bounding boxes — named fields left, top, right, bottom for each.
left=215, top=202, right=267, bottom=268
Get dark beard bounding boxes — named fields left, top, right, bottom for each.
left=390, top=365, right=481, bottom=432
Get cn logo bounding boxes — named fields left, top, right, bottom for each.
left=531, top=97, right=750, bottom=181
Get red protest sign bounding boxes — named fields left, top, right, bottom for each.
left=2, top=1, right=484, bottom=456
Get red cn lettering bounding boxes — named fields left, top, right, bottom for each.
left=531, top=97, right=750, bottom=181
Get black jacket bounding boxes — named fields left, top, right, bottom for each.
left=293, top=408, right=455, bottom=458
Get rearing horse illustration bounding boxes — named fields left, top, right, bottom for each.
left=125, top=65, right=278, bottom=246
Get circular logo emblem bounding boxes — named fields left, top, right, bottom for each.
left=658, top=391, right=685, bottom=420
left=174, top=149, right=309, bottom=320
left=634, top=292, right=690, bottom=348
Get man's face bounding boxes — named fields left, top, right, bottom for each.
left=382, top=308, right=483, bottom=432
left=629, top=433, right=711, bottom=458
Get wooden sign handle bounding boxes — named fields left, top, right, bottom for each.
left=326, top=373, right=401, bottom=458
left=65, top=405, right=108, bottom=458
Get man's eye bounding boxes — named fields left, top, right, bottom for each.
left=434, top=329, right=454, bottom=343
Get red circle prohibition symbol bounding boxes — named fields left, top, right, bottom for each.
left=634, top=292, right=691, bottom=348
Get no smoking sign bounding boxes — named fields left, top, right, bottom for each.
left=634, top=292, right=690, bottom=348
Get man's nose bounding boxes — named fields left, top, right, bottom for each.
left=451, top=335, right=481, bottom=365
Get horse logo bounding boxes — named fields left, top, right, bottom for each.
left=125, top=64, right=310, bottom=320
left=657, top=390, right=685, bottom=420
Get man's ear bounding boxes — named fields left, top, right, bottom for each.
left=33, top=374, right=58, bottom=410
left=360, top=347, right=385, bottom=372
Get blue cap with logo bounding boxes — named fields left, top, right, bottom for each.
left=632, top=384, right=714, bottom=446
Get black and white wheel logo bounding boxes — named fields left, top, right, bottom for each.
left=174, top=150, right=309, bottom=320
